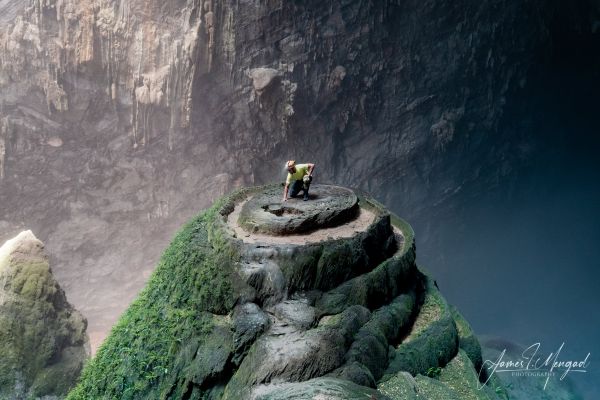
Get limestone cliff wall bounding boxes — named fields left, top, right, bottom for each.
left=0, top=0, right=596, bottom=349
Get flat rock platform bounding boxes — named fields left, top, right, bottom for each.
left=237, top=184, right=359, bottom=235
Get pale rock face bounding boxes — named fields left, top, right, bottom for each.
left=0, top=230, right=44, bottom=268
left=250, top=68, right=282, bottom=93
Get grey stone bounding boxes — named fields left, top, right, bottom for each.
left=251, top=377, right=393, bottom=400
left=232, top=303, right=270, bottom=366
left=238, top=185, right=359, bottom=235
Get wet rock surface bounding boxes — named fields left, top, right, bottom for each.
left=238, top=184, right=359, bottom=235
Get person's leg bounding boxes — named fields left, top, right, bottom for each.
left=288, top=180, right=302, bottom=198
left=302, top=176, right=311, bottom=201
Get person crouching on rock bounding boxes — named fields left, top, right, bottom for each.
left=283, top=160, right=315, bottom=202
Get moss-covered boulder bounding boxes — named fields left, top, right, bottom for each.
left=379, top=350, right=503, bottom=400
left=451, top=305, right=483, bottom=371
left=384, top=275, right=459, bottom=378
left=66, top=185, right=499, bottom=399
left=250, top=377, right=392, bottom=399
left=0, top=230, right=89, bottom=399
left=437, top=349, right=500, bottom=400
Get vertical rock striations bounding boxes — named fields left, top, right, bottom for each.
left=0, top=0, right=596, bottom=353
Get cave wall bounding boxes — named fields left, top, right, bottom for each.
left=0, top=0, right=596, bottom=348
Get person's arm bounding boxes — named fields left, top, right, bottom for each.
left=308, top=163, right=315, bottom=177
left=283, top=182, right=289, bottom=202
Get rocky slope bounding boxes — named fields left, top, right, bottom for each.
left=0, top=0, right=597, bottom=352
left=0, top=231, right=89, bottom=399
left=67, top=185, right=506, bottom=399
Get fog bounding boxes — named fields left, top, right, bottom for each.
left=410, top=47, right=600, bottom=396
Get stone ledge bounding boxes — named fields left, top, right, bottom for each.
left=237, top=184, right=359, bottom=235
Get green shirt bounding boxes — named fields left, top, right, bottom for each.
left=286, top=164, right=309, bottom=184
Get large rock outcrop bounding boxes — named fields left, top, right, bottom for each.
left=67, top=185, right=504, bottom=399
left=0, top=230, right=89, bottom=399
left=1, top=0, right=597, bottom=351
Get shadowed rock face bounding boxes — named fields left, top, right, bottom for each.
left=0, top=231, right=89, bottom=399
left=67, top=186, right=501, bottom=399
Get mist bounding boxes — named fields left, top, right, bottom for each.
left=409, top=29, right=600, bottom=395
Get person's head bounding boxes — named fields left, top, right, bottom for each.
left=286, top=160, right=296, bottom=173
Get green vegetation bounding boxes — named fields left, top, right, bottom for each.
left=384, top=275, right=459, bottom=378
left=437, top=349, right=501, bottom=400
left=0, top=233, right=88, bottom=399
left=356, top=192, right=415, bottom=256
left=64, top=185, right=502, bottom=400
left=426, top=366, right=443, bottom=378
left=67, top=199, right=238, bottom=399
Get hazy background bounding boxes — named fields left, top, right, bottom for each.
left=411, top=24, right=600, bottom=397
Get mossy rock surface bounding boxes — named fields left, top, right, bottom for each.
left=437, top=349, right=501, bottom=400
left=222, top=305, right=371, bottom=400
left=378, top=371, right=461, bottom=400
left=384, top=275, right=458, bottom=378
left=250, top=377, right=392, bottom=399
left=379, top=350, right=503, bottom=400
left=341, top=291, right=419, bottom=382
left=450, top=305, right=483, bottom=371
left=315, top=243, right=417, bottom=315
left=0, top=231, right=89, bottom=399
left=414, top=374, right=463, bottom=400
left=67, top=199, right=238, bottom=400
left=66, top=186, right=491, bottom=399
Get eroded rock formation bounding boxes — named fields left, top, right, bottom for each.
left=0, top=0, right=596, bottom=353
left=67, top=185, right=506, bottom=399
left=0, top=230, right=89, bottom=399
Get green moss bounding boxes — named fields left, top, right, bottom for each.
left=316, top=247, right=417, bottom=315
left=250, top=377, right=391, bottom=399
left=383, top=276, right=459, bottom=378
left=0, top=246, right=88, bottom=398
left=414, top=374, right=462, bottom=399
left=437, top=349, right=501, bottom=400
left=67, top=198, right=238, bottom=400
left=355, top=192, right=415, bottom=256
left=450, top=305, right=483, bottom=372
left=377, top=372, right=420, bottom=399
